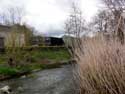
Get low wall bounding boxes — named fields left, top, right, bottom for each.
left=5, top=46, right=67, bottom=52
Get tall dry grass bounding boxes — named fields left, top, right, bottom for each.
left=75, top=37, right=125, bottom=94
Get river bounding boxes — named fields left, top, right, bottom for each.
left=0, top=65, right=78, bottom=94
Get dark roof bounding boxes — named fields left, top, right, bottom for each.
left=0, top=25, right=11, bottom=32
left=0, top=24, right=27, bottom=33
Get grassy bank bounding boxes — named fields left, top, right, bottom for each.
left=0, top=47, right=70, bottom=63
left=0, top=47, right=71, bottom=79
left=0, top=63, right=62, bottom=78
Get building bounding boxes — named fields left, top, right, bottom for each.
left=31, top=36, right=64, bottom=46
left=49, top=37, right=64, bottom=46
left=0, top=25, right=26, bottom=48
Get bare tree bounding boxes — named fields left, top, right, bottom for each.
left=93, top=10, right=111, bottom=32
left=65, top=3, right=85, bottom=57
left=102, top=0, right=125, bottom=44
left=65, top=3, right=85, bottom=36
left=0, top=6, right=24, bottom=25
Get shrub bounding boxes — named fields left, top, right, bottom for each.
left=75, top=38, right=125, bottom=94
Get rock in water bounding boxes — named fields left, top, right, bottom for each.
left=17, top=87, right=24, bottom=92
left=0, top=85, right=12, bottom=94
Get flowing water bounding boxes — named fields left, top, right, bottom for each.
left=0, top=65, right=78, bottom=94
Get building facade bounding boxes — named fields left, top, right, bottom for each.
left=0, top=25, right=25, bottom=47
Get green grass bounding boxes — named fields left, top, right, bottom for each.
left=30, top=49, right=71, bottom=62
left=0, top=48, right=70, bottom=64
left=0, top=63, right=62, bottom=77
left=0, top=47, right=71, bottom=77
left=0, top=66, right=19, bottom=76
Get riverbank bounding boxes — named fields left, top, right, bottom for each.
left=0, top=65, right=78, bottom=94
left=0, top=60, right=74, bottom=81
left=0, top=47, right=71, bottom=81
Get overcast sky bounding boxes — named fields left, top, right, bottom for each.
left=0, top=0, right=100, bottom=36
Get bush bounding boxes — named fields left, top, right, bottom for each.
left=76, top=38, right=125, bottom=94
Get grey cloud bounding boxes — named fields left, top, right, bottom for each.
left=0, top=0, right=99, bottom=37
